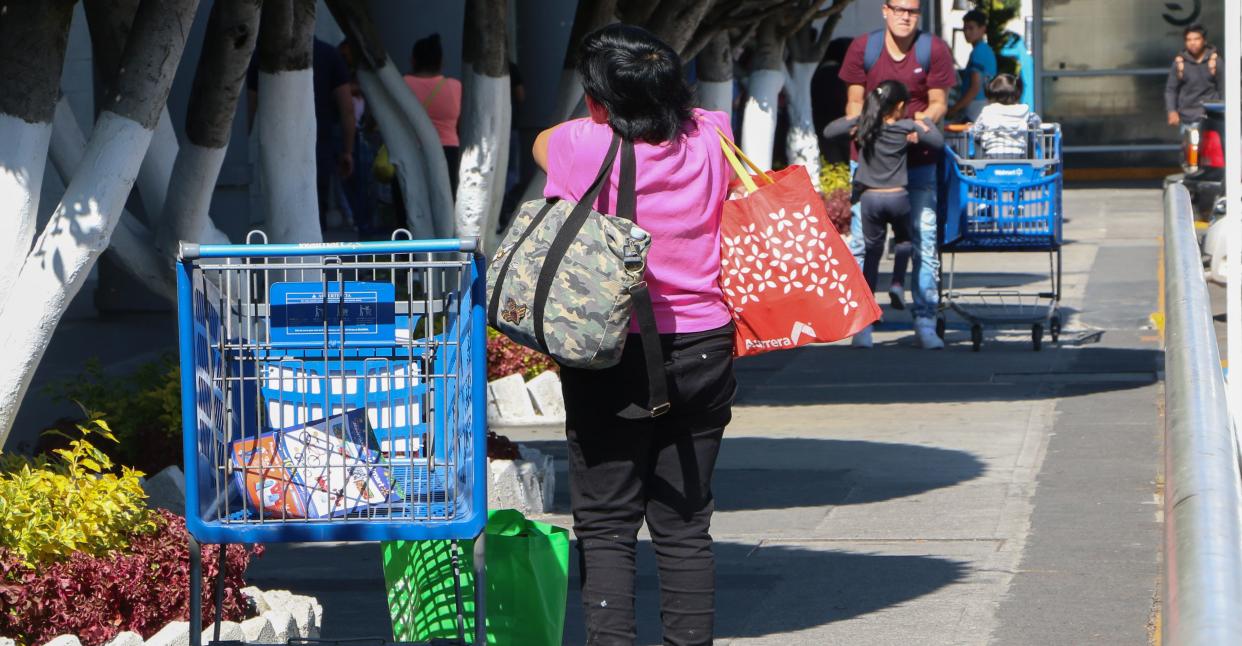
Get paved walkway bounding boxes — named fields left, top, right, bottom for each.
left=14, top=185, right=1166, bottom=644
left=239, top=184, right=1165, bottom=645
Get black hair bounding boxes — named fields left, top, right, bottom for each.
left=411, top=34, right=443, bottom=73
left=963, top=10, right=987, bottom=27
left=1184, top=24, right=1207, bottom=38
left=576, top=24, right=693, bottom=144
left=984, top=73, right=1022, bottom=105
left=855, top=80, right=909, bottom=160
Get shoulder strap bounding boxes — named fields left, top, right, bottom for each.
left=865, top=29, right=932, bottom=71
left=532, top=135, right=627, bottom=353
left=863, top=29, right=886, bottom=72
left=1176, top=55, right=1184, bottom=80
left=1209, top=52, right=1218, bottom=76
left=915, top=31, right=932, bottom=70
left=421, top=77, right=446, bottom=108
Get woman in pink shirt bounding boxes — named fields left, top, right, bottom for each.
left=403, top=34, right=462, bottom=194
left=532, top=24, right=734, bottom=645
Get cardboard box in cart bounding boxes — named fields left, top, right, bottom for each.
left=231, top=408, right=401, bottom=519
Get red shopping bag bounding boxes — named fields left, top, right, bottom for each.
left=717, top=134, right=882, bottom=357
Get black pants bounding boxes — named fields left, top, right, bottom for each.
left=561, top=323, right=736, bottom=646
left=860, top=189, right=913, bottom=292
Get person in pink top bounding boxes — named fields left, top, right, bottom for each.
left=532, top=23, right=735, bottom=646
left=403, top=34, right=462, bottom=194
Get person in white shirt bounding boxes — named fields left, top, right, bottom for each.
left=971, top=74, right=1041, bottom=158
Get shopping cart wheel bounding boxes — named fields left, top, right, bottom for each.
left=1050, top=315, right=1061, bottom=343
left=1032, top=324, right=1044, bottom=351
left=971, top=324, right=982, bottom=352
left=935, top=316, right=946, bottom=340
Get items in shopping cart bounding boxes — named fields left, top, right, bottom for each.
left=230, top=408, right=400, bottom=519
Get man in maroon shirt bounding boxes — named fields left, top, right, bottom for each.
left=838, top=0, right=956, bottom=349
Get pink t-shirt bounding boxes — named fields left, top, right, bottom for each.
left=403, top=75, right=462, bottom=146
left=544, top=108, right=733, bottom=334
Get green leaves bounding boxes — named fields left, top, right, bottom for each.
left=0, top=416, right=155, bottom=569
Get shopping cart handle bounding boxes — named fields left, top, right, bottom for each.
left=179, top=237, right=479, bottom=260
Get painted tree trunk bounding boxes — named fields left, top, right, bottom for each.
left=49, top=96, right=177, bottom=303
left=255, top=0, right=320, bottom=244
left=0, top=0, right=200, bottom=443
left=356, top=70, right=435, bottom=239
left=0, top=0, right=76, bottom=312
left=741, top=69, right=785, bottom=171
left=740, top=17, right=787, bottom=171
left=84, top=0, right=175, bottom=224
left=784, top=61, right=821, bottom=184
left=456, top=0, right=510, bottom=247
left=326, top=0, right=454, bottom=238
left=257, top=71, right=319, bottom=243
left=697, top=32, right=733, bottom=121
left=157, top=0, right=261, bottom=254
left=137, top=109, right=177, bottom=222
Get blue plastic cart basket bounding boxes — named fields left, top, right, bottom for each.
left=937, top=125, right=1064, bottom=351
left=176, top=234, right=487, bottom=645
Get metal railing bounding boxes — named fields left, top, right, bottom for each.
left=1161, top=183, right=1242, bottom=645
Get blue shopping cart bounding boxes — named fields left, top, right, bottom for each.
left=176, top=234, right=487, bottom=645
left=937, top=124, right=1064, bottom=351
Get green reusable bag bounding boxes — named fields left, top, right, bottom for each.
left=382, top=509, right=570, bottom=645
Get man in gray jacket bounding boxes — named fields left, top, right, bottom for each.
left=1165, top=24, right=1221, bottom=131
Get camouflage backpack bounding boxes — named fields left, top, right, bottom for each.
left=487, top=135, right=669, bottom=417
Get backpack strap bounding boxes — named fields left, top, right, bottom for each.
left=915, top=31, right=932, bottom=70
left=865, top=29, right=933, bottom=72
left=1176, top=55, right=1184, bottom=81
left=863, top=28, right=886, bottom=72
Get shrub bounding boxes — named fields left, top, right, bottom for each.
left=0, top=417, right=156, bottom=568
left=818, top=160, right=854, bottom=235
left=819, top=160, right=852, bottom=195
left=823, top=188, right=853, bottom=234
left=486, top=328, right=557, bottom=382
left=0, top=510, right=261, bottom=646
left=45, top=355, right=181, bottom=473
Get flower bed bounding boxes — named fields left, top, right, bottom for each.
left=0, top=416, right=261, bottom=646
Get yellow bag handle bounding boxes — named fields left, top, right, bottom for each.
left=716, top=127, right=775, bottom=195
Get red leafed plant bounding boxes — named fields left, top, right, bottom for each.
left=486, top=327, right=557, bottom=382
left=823, top=188, right=853, bottom=235
left=0, top=510, right=262, bottom=646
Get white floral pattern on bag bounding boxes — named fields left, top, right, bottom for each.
left=720, top=203, right=859, bottom=317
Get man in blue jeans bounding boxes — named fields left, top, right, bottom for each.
left=839, top=0, right=956, bottom=349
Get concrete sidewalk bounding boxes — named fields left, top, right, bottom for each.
left=240, top=184, right=1164, bottom=645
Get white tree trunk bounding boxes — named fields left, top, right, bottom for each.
left=373, top=64, right=454, bottom=238
left=0, top=116, right=52, bottom=311
left=356, top=70, right=435, bottom=239
left=784, top=61, right=821, bottom=185
left=698, top=81, right=733, bottom=120
left=455, top=67, right=510, bottom=246
left=48, top=95, right=177, bottom=303
left=136, top=107, right=177, bottom=222
left=0, top=112, right=155, bottom=438
left=157, top=143, right=231, bottom=253
left=258, top=69, right=321, bottom=243
left=740, top=69, right=784, bottom=171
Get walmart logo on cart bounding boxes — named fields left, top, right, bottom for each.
left=745, top=321, right=817, bottom=350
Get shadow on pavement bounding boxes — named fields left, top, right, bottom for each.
left=563, top=540, right=970, bottom=645
left=519, top=437, right=986, bottom=513
left=732, top=343, right=1161, bottom=407
left=245, top=538, right=971, bottom=644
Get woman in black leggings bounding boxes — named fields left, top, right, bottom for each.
left=531, top=25, right=738, bottom=645
left=823, top=80, right=944, bottom=347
